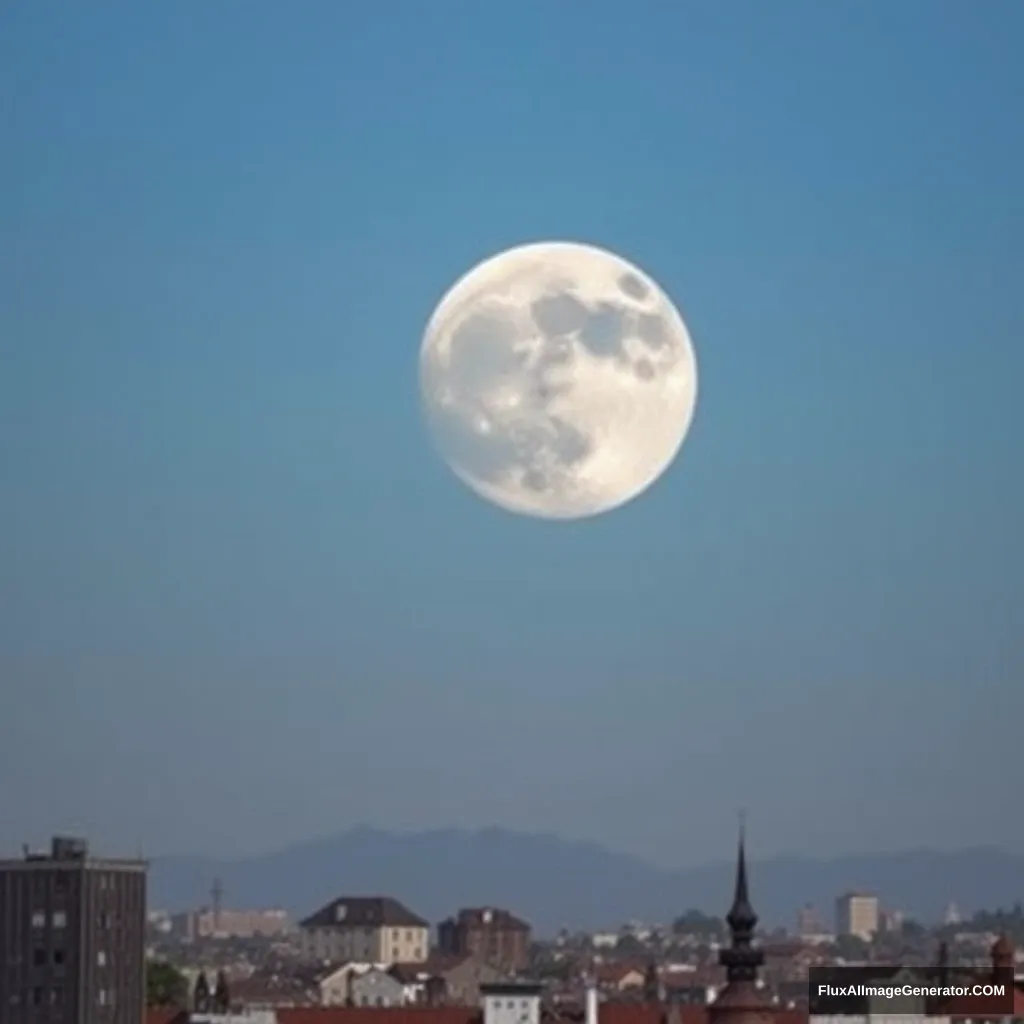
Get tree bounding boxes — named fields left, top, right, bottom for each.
left=832, top=934, right=871, bottom=962
left=213, top=970, right=231, bottom=1013
left=146, top=960, right=188, bottom=1009
left=193, top=971, right=211, bottom=1014
left=671, top=909, right=726, bottom=940
left=616, top=933, right=647, bottom=955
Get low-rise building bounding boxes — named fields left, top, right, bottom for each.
left=299, top=897, right=429, bottom=965
left=350, top=968, right=407, bottom=1007
left=438, top=909, right=531, bottom=974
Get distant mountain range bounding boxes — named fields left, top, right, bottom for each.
left=147, top=827, right=1024, bottom=936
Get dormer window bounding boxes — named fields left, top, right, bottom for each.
left=335, top=904, right=348, bottom=922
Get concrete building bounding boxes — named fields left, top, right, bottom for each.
left=317, top=962, right=375, bottom=1005
left=298, top=896, right=429, bottom=964
left=835, top=892, right=879, bottom=941
left=438, top=907, right=531, bottom=973
left=389, top=953, right=509, bottom=1006
left=0, top=835, right=147, bottom=1024
left=349, top=967, right=407, bottom=1007
left=170, top=907, right=291, bottom=940
left=480, top=981, right=543, bottom=1024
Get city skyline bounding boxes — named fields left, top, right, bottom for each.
left=2, top=1, right=1022, bottom=866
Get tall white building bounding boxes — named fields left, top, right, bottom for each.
left=835, top=892, right=879, bottom=940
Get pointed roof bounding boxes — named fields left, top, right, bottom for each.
left=718, top=823, right=763, bottom=984
left=725, top=823, right=757, bottom=941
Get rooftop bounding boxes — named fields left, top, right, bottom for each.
left=301, top=896, right=429, bottom=930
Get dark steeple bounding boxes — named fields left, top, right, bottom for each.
left=719, top=820, right=764, bottom=983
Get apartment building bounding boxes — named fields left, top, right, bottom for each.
left=437, top=907, right=531, bottom=974
left=299, top=896, right=429, bottom=964
left=0, top=835, right=147, bottom=1024
left=835, top=891, right=879, bottom=941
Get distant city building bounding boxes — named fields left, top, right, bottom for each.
left=0, top=835, right=147, bottom=1024
left=834, top=892, right=879, bottom=941
left=796, top=905, right=823, bottom=937
left=438, top=907, right=531, bottom=973
left=298, top=896, right=429, bottom=964
left=169, top=906, right=291, bottom=940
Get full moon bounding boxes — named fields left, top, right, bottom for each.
left=419, top=241, right=698, bottom=519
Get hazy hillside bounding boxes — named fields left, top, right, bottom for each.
left=148, top=827, right=1024, bottom=935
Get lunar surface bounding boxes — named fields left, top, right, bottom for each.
left=419, top=241, right=698, bottom=519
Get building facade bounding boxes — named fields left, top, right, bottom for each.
left=481, top=981, right=543, bottom=1024
left=0, top=835, right=147, bottom=1024
left=348, top=968, right=407, bottom=1007
left=299, top=896, right=429, bottom=964
left=834, top=893, right=879, bottom=941
left=169, top=906, right=291, bottom=940
left=437, top=908, right=531, bottom=974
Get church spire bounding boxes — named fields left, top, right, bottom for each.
left=719, top=817, right=764, bottom=982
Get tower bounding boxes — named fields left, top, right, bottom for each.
left=708, top=825, right=774, bottom=1024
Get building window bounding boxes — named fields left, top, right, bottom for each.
left=33, top=949, right=46, bottom=967
left=52, top=911, right=66, bottom=929
left=98, top=989, right=107, bottom=1006
left=32, top=988, right=43, bottom=1007
left=31, top=911, right=45, bottom=929
left=97, top=951, right=106, bottom=967
left=51, top=987, right=62, bottom=1006
left=53, top=950, right=65, bottom=967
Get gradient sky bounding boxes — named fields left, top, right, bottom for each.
left=2, top=1, right=1022, bottom=869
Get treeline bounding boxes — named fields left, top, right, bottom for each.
left=942, top=903, right=1024, bottom=943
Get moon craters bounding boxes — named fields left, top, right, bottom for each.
left=531, top=293, right=589, bottom=336
left=619, top=272, right=649, bottom=301
left=635, top=358, right=655, bottom=381
left=420, top=240, right=698, bottom=519
left=579, top=302, right=627, bottom=359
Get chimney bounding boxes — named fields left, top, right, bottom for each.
left=585, top=984, right=599, bottom=1024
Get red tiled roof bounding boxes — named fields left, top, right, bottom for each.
left=275, top=1002, right=810, bottom=1024
left=144, top=1010, right=188, bottom=1024
left=277, top=1009, right=481, bottom=1024
left=595, top=964, right=646, bottom=985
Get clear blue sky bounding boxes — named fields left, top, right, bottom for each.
left=2, top=1, right=1021, bottom=867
